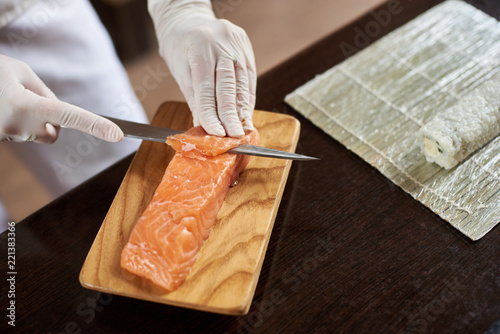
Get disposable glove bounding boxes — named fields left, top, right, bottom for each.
left=0, top=55, right=123, bottom=143
left=149, top=0, right=256, bottom=137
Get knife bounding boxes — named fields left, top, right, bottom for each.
left=102, top=116, right=319, bottom=161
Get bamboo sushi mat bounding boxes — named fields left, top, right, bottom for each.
left=285, top=0, right=500, bottom=240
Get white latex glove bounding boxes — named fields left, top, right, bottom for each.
left=149, top=0, right=256, bottom=137
left=0, top=54, right=123, bottom=144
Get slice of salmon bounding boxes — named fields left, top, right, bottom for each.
left=121, top=127, right=259, bottom=291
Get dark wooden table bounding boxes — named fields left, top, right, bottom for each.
left=2, top=1, right=500, bottom=333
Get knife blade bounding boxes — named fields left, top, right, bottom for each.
left=103, top=116, right=319, bottom=161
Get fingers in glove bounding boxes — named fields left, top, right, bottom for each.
left=1, top=122, right=59, bottom=144
left=33, top=123, right=60, bottom=144
left=172, top=61, right=199, bottom=126
left=235, top=62, right=254, bottom=131
left=22, top=74, right=57, bottom=101
left=23, top=90, right=124, bottom=142
left=186, top=92, right=200, bottom=128
left=11, top=58, right=57, bottom=100
left=179, top=84, right=199, bottom=127
left=242, top=33, right=257, bottom=116
left=191, top=56, right=225, bottom=136
left=17, top=60, right=69, bottom=143
left=247, top=63, right=257, bottom=119
left=178, top=82, right=198, bottom=127
left=216, top=58, right=244, bottom=137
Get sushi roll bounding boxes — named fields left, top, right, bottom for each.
left=419, top=79, right=500, bottom=169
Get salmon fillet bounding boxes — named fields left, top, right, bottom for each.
left=121, top=127, right=259, bottom=291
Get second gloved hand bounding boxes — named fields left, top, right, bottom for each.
left=0, top=54, right=123, bottom=144
left=149, top=0, right=256, bottom=137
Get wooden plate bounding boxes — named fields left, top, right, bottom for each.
left=79, top=102, right=300, bottom=315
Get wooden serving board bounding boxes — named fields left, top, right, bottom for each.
left=80, top=102, right=300, bottom=315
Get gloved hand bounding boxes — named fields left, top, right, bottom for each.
left=149, top=0, right=256, bottom=137
left=0, top=54, right=123, bottom=143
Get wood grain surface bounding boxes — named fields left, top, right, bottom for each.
left=79, top=102, right=300, bottom=315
